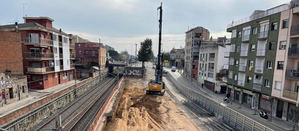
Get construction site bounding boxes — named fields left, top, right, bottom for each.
left=104, top=67, right=199, bottom=131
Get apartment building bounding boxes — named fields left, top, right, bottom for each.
left=184, top=27, right=210, bottom=79
left=0, top=17, right=75, bottom=89
left=170, top=48, right=184, bottom=69
left=198, top=37, right=230, bottom=93
left=75, top=42, right=106, bottom=78
left=271, top=3, right=299, bottom=125
left=227, top=4, right=289, bottom=113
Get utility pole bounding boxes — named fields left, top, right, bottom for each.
left=156, top=2, right=163, bottom=82
left=135, top=44, right=137, bottom=57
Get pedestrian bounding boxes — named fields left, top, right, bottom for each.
left=201, top=83, right=204, bottom=88
left=1, top=91, right=5, bottom=106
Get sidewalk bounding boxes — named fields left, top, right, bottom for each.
left=0, top=79, right=83, bottom=117
left=165, top=68, right=295, bottom=131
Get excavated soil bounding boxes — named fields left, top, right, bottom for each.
left=104, top=69, right=199, bottom=131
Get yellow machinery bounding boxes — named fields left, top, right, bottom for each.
left=146, top=3, right=165, bottom=95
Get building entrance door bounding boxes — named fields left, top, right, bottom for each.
left=276, top=100, right=284, bottom=118
left=58, top=73, right=61, bottom=84
left=9, top=88, right=13, bottom=99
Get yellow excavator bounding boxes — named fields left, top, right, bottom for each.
left=146, top=3, right=165, bottom=96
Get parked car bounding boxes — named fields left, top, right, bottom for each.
left=171, top=66, right=176, bottom=72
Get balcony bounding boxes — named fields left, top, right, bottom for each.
left=283, top=90, right=298, bottom=100
left=208, top=68, right=214, bottom=73
left=258, top=31, right=268, bottom=39
left=288, top=47, right=299, bottom=58
left=242, top=35, right=250, bottom=42
left=239, top=65, right=246, bottom=72
left=253, top=83, right=262, bottom=92
left=255, top=66, right=264, bottom=73
left=240, top=49, right=248, bottom=57
left=24, top=52, right=54, bottom=60
left=286, top=70, right=299, bottom=80
left=256, top=49, right=266, bottom=56
left=27, top=67, right=54, bottom=74
left=291, top=25, right=299, bottom=36
left=238, top=80, right=245, bottom=86
left=23, top=37, right=53, bottom=47
left=209, top=57, right=215, bottom=61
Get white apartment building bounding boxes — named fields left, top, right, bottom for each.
left=198, top=37, right=230, bottom=93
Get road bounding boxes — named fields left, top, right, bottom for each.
left=163, top=72, right=232, bottom=131
left=164, top=68, right=293, bottom=131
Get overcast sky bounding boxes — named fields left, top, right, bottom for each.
left=1, top=0, right=290, bottom=55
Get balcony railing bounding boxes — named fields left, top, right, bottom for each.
left=208, top=68, right=214, bottom=73
left=253, top=83, right=262, bottom=91
left=256, top=49, right=266, bottom=56
left=209, top=57, right=215, bottom=61
left=240, top=49, right=248, bottom=56
left=283, top=90, right=298, bottom=100
left=288, top=47, right=299, bottom=58
left=24, top=52, right=54, bottom=60
left=27, top=67, right=54, bottom=74
left=286, top=70, right=299, bottom=80
left=23, top=37, right=53, bottom=47
left=258, top=31, right=268, bottom=39
left=238, top=80, right=245, bottom=86
left=255, top=66, right=264, bottom=73
left=291, top=25, right=299, bottom=36
left=239, top=65, right=246, bottom=72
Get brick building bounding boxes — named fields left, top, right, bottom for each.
left=75, top=42, right=106, bottom=78
left=0, top=16, right=75, bottom=89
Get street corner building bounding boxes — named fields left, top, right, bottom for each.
left=226, top=2, right=299, bottom=125
left=0, top=16, right=75, bottom=90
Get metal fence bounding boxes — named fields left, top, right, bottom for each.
left=167, top=73, right=273, bottom=131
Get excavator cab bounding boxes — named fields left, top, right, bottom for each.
left=146, top=80, right=165, bottom=95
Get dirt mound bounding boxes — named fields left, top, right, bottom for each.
left=104, top=69, right=199, bottom=131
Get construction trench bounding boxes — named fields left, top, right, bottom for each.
left=103, top=68, right=199, bottom=131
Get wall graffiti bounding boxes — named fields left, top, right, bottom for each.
left=124, top=67, right=145, bottom=77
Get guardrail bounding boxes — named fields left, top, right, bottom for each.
left=0, top=73, right=107, bottom=131
left=166, top=73, right=273, bottom=131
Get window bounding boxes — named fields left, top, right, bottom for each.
left=246, top=76, right=252, bottom=83
left=275, top=81, right=281, bottom=89
left=63, top=37, right=68, bottom=43
left=279, top=41, right=287, bottom=50
left=242, top=26, right=251, bottom=41
left=229, top=58, right=234, bottom=65
left=62, top=72, right=67, bottom=80
left=251, top=44, right=256, bottom=51
left=229, top=71, right=233, bottom=79
left=253, top=27, right=257, bottom=35
left=41, top=34, right=45, bottom=39
left=271, top=22, right=278, bottom=30
left=52, top=34, right=58, bottom=41
left=267, top=61, right=273, bottom=69
left=268, top=42, right=274, bottom=50
left=277, top=61, right=284, bottom=70
left=236, top=45, right=240, bottom=52
left=282, top=19, right=289, bottom=29
left=234, top=75, right=238, bottom=80
left=238, top=31, right=242, bottom=38
left=235, top=60, right=239, bottom=65
left=264, top=79, right=271, bottom=87
left=44, top=75, right=48, bottom=81
left=230, top=44, right=235, bottom=52
left=22, top=86, right=25, bottom=93
left=232, top=30, right=237, bottom=38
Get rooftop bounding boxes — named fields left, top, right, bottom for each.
left=227, top=4, right=289, bottom=28
left=23, top=16, right=54, bottom=22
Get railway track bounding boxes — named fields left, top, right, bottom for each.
left=33, top=76, right=119, bottom=131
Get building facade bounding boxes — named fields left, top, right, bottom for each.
left=170, top=48, right=184, bottom=69
left=0, top=17, right=75, bottom=89
left=184, top=27, right=210, bottom=79
left=0, top=72, right=28, bottom=105
left=270, top=3, right=299, bottom=125
left=198, top=37, right=230, bottom=93
left=227, top=4, right=289, bottom=112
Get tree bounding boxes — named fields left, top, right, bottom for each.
left=138, top=38, right=154, bottom=68
left=108, top=50, right=120, bottom=61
